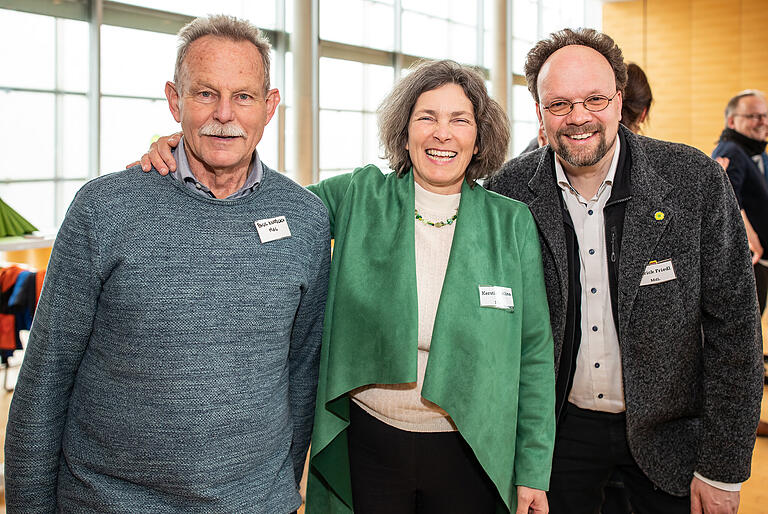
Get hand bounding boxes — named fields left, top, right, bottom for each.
left=131, top=132, right=182, bottom=175
left=741, top=209, right=763, bottom=265
left=690, top=476, right=739, bottom=514
left=516, top=486, right=548, bottom=514
left=714, top=156, right=730, bottom=171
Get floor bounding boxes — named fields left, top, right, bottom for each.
left=1, top=343, right=767, bottom=513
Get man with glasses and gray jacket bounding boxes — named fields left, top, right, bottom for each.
left=487, top=28, right=763, bottom=514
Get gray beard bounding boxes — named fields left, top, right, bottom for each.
left=553, top=130, right=613, bottom=168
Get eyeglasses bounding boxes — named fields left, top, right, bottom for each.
left=543, top=91, right=620, bottom=116
left=733, top=113, right=768, bottom=122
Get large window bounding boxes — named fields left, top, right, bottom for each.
left=0, top=0, right=600, bottom=231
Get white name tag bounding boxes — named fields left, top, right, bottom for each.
left=254, top=216, right=292, bottom=243
left=639, top=258, right=677, bottom=286
left=478, top=285, right=514, bottom=311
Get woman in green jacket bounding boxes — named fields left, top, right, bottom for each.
left=140, top=60, right=555, bottom=514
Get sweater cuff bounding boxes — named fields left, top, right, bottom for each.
left=693, top=471, right=742, bottom=492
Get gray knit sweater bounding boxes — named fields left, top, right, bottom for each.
left=5, top=165, right=330, bottom=513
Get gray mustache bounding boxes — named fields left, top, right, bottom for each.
left=199, top=122, right=246, bottom=138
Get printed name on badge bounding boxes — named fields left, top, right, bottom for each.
left=478, top=285, right=514, bottom=311
left=255, top=215, right=292, bottom=243
left=639, top=258, right=677, bottom=286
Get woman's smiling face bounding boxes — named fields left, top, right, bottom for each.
left=406, top=83, right=478, bottom=195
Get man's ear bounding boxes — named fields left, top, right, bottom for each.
left=263, top=88, right=281, bottom=125
left=726, top=114, right=736, bottom=129
left=166, top=81, right=182, bottom=123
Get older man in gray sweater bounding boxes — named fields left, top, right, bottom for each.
left=487, top=29, right=763, bottom=514
left=5, top=15, right=329, bottom=513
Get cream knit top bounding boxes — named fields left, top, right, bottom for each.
left=351, top=181, right=460, bottom=432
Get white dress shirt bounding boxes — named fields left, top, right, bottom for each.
left=556, top=138, right=625, bottom=413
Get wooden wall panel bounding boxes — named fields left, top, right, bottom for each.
left=741, top=0, right=768, bottom=90
left=603, top=0, right=768, bottom=154
left=602, top=1, right=645, bottom=67
left=645, top=0, right=692, bottom=145
left=690, top=0, right=740, bottom=152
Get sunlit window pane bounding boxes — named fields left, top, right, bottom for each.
left=284, top=106, right=295, bottom=178
left=0, top=9, right=55, bottom=90
left=512, top=38, right=533, bottom=77
left=57, top=180, right=87, bottom=225
left=101, top=25, right=176, bottom=98
left=61, top=95, right=90, bottom=179
left=0, top=91, right=55, bottom=180
left=57, top=18, right=89, bottom=93
left=514, top=121, right=539, bottom=156
left=363, top=112, right=388, bottom=171
left=513, top=0, right=538, bottom=42
left=320, top=0, right=394, bottom=51
left=100, top=97, right=180, bottom=175
left=320, top=58, right=392, bottom=112
left=514, top=84, right=537, bottom=123
left=259, top=110, right=279, bottom=169
left=0, top=182, right=55, bottom=231
left=319, top=110, right=364, bottom=171
left=114, top=1, right=278, bottom=28
left=401, top=12, right=477, bottom=64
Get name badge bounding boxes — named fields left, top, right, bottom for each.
left=254, top=216, right=292, bottom=243
left=639, top=258, right=677, bottom=286
left=478, top=285, right=514, bottom=311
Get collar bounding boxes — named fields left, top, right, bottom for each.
left=718, top=127, right=767, bottom=156
left=414, top=181, right=461, bottom=214
left=554, top=134, right=620, bottom=204
left=169, top=137, right=263, bottom=199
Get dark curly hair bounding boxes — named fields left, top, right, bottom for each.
left=378, top=60, right=510, bottom=186
left=524, top=28, right=627, bottom=104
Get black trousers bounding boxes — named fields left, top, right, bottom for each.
left=549, top=403, right=689, bottom=514
left=348, top=401, right=498, bottom=514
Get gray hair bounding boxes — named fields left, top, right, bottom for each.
left=174, top=15, right=272, bottom=94
left=724, top=89, right=766, bottom=121
left=524, top=28, right=627, bottom=104
left=378, top=60, right=510, bottom=186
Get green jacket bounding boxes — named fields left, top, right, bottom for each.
left=306, top=165, right=555, bottom=513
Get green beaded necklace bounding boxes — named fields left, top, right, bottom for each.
left=414, top=208, right=458, bottom=228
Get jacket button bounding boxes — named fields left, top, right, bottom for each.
left=592, top=325, right=598, bottom=332
left=591, top=287, right=597, bottom=294
left=594, top=362, right=600, bottom=368
left=589, top=249, right=595, bottom=255
left=598, top=393, right=604, bottom=399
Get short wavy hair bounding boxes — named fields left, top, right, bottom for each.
left=724, top=89, right=766, bottom=122
left=174, top=15, right=272, bottom=95
left=524, top=28, right=627, bottom=104
left=378, top=60, right=510, bottom=186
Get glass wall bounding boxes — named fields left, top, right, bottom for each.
left=0, top=0, right=600, bottom=230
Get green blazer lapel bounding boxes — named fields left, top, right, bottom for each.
left=322, top=169, right=419, bottom=404
left=617, top=144, right=675, bottom=337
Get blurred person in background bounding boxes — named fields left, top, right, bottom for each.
left=712, top=90, right=768, bottom=438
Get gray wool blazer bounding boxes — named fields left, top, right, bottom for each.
left=486, top=125, right=764, bottom=496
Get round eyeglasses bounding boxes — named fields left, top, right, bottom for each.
left=543, top=91, right=620, bottom=116
left=733, top=113, right=768, bottom=122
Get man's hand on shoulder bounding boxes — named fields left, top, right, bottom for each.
left=690, top=476, right=739, bottom=514
left=125, top=132, right=182, bottom=175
